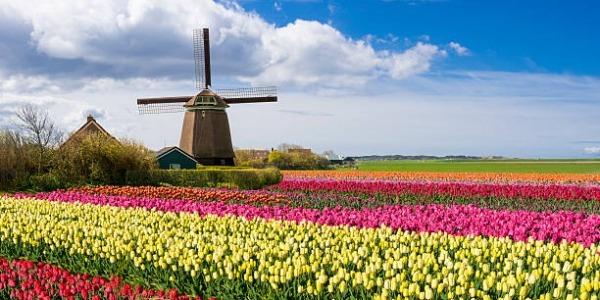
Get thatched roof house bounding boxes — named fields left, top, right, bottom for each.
left=62, top=115, right=116, bottom=147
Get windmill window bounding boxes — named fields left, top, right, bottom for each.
left=195, top=96, right=216, bottom=105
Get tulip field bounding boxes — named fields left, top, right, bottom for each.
left=2, top=170, right=600, bottom=299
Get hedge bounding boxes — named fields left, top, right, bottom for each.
left=126, top=168, right=282, bottom=189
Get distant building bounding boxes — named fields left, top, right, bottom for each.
left=237, top=149, right=271, bottom=161
left=325, top=153, right=344, bottom=165
left=62, top=115, right=116, bottom=147
left=156, top=146, right=198, bottom=169
left=324, top=153, right=355, bottom=166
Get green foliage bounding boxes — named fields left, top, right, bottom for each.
left=0, top=130, right=36, bottom=190
left=27, top=173, right=64, bottom=191
left=226, top=168, right=283, bottom=189
left=130, top=167, right=283, bottom=189
left=53, top=134, right=158, bottom=186
left=234, top=149, right=268, bottom=168
left=267, top=150, right=330, bottom=170
left=2, top=107, right=160, bottom=191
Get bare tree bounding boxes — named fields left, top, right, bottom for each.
left=277, top=143, right=304, bottom=151
left=16, top=105, right=63, bottom=173
left=322, top=150, right=336, bottom=157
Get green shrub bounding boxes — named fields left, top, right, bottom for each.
left=141, top=168, right=282, bottom=189
left=55, top=134, right=158, bottom=186
left=28, top=173, right=65, bottom=191
left=161, top=169, right=208, bottom=187
left=228, top=170, right=262, bottom=189
left=0, top=130, right=36, bottom=190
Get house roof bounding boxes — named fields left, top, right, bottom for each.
left=62, top=115, right=115, bottom=146
left=156, top=146, right=198, bottom=162
left=325, top=153, right=344, bottom=161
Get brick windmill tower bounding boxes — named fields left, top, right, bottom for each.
left=137, top=28, right=277, bottom=166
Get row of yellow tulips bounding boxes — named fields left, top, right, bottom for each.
left=2, top=196, right=600, bottom=299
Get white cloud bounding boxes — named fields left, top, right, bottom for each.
left=242, top=21, right=447, bottom=87
left=2, top=0, right=449, bottom=89
left=3, top=0, right=599, bottom=157
left=0, top=73, right=62, bottom=93
left=386, top=42, right=445, bottom=79
left=584, top=147, right=600, bottom=155
left=448, top=42, right=470, bottom=56
left=2, top=69, right=599, bottom=158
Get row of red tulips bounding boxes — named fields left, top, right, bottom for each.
left=68, top=185, right=290, bottom=206
left=20, top=191, right=600, bottom=246
left=0, top=257, right=205, bottom=300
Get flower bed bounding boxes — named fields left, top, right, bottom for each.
left=17, top=191, right=600, bottom=246
left=281, top=170, right=600, bottom=184
left=2, top=196, right=600, bottom=299
left=2, top=170, right=600, bottom=299
left=0, top=257, right=197, bottom=300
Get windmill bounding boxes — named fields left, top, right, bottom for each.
left=137, top=28, right=277, bottom=166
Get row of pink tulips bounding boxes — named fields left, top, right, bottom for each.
left=271, top=178, right=600, bottom=201
left=0, top=257, right=202, bottom=300
left=18, top=191, right=600, bottom=246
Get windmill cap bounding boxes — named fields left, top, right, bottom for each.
left=184, top=88, right=229, bottom=108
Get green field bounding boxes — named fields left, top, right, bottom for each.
left=355, top=159, right=600, bottom=173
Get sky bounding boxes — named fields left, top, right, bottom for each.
left=1, top=0, right=599, bottom=158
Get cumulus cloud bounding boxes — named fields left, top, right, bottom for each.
left=1, top=0, right=451, bottom=89
left=386, top=43, right=445, bottom=79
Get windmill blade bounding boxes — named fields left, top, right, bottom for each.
left=137, top=96, right=192, bottom=114
left=219, top=86, right=278, bottom=104
left=193, top=28, right=211, bottom=90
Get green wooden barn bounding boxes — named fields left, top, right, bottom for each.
left=156, top=146, right=198, bottom=170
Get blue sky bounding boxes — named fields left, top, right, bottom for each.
left=245, top=0, right=600, bottom=75
left=1, top=0, right=599, bottom=158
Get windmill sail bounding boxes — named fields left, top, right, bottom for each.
left=136, top=85, right=278, bottom=114
left=137, top=96, right=191, bottom=114
left=219, top=86, right=278, bottom=104
left=194, top=28, right=211, bottom=90
left=135, top=27, right=278, bottom=166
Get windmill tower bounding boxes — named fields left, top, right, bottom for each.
left=137, top=28, right=277, bottom=166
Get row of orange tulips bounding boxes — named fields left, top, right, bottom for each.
left=282, top=170, right=600, bottom=184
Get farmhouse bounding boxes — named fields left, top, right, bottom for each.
left=156, top=146, right=198, bottom=170
left=62, top=115, right=115, bottom=147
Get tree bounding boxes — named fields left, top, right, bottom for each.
left=277, top=143, right=304, bottom=151
left=234, top=149, right=268, bottom=168
left=267, top=144, right=331, bottom=170
left=16, top=105, right=63, bottom=173
left=322, top=150, right=336, bottom=157
left=0, top=129, right=36, bottom=189
left=54, top=133, right=158, bottom=186
left=267, top=151, right=292, bottom=169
